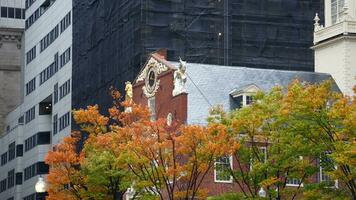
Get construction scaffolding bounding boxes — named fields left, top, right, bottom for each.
left=72, top=0, right=323, bottom=111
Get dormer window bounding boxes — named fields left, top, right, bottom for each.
left=331, top=0, right=345, bottom=24
left=230, top=84, right=260, bottom=110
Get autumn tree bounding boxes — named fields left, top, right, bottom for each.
left=123, top=117, right=237, bottom=200
left=45, top=131, right=88, bottom=200
left=46, top=88, right=235, bottom=200
left=210, top=80, right=356, bottom=199
left=45, top=89, right=140, bottom=200
left=281, top=80, right=356, bottom=199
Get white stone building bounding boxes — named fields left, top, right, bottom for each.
left=313, top=0, right=356, bottom=96
left=0, top=0, right=72, bottom=199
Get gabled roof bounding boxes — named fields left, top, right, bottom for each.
left=168, top=62, right=338, bottom=125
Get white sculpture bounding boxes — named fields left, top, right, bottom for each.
left=125, top=81, right=133, bottom=113
left=172, top=57, right=187, bottom=96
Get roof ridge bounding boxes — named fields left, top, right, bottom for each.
left=168, top=61, right=330, bottom=76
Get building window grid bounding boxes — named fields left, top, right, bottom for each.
left=40, top=25, right=59, bottom=52
left=38, top=11, right=71, bottom=53
left=59, top=79, right=71, bottom=99
left=59, top=112, right=70, bottom=131
left=60, top=47, right=71, bottom=68
left=25, top=0, right=57, bottom=29
left=60, top=11, right=71, bottom=33
left=53, top=114, right=58, bottom=135
left=24, top=164, right=36, bottom=181
left=39, top=51, right=64, bottom=86
left=26, top=77, right=36, bottom=95
left=25, top=106, right=36, bottom=124
left=54, top=52, right=59, bottom=71
left=7, top=169, right=15, bottom=189
left=8, top=142, right=16, bottom=161
left=25, top=134, right=37, bottom=152
left=26, top=46, right=36, bottom=64
left=25, top=0, right=36, bottom=9
left=0, top=6, right=25, bottom=19
left=53, top=83, right=59, bottom=104
left=40, top=62, right=56, bottom=85
left=1, top=152, right=7, bottom=166
left=0, top=179, right=6, bottom=193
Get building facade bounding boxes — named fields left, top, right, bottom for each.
left=313, top=0, right=356, bottom=96
left=0, top=0, right=72, bottom=199
left=132, top=50, right=337, bottom=196
left=72, top=0, right=323, bottom=113
left=0, top=0, right=25, bottom=136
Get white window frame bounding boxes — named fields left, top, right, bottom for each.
left=286, top=156, right=304, bottom=187
left=249, top=146, right=267, bottom=171
left=214, top=155, right=233, bottom=183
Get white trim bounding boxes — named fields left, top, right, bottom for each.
left=214, top=155, right=233, bottom=183
left=249, top=146, right=267, bottom=171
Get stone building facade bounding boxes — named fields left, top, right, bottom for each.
left=0, top=0, right=25, bottom=135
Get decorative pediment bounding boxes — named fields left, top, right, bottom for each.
left=135, top=53, right=174, bottom=98
left=136, top=57, right=169, bottom=83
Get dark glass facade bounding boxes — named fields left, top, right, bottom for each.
left=72, top=0, right=323, bottom=111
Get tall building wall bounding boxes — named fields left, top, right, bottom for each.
left=0, top=0, right=72, bottom=199
left=72, top=0, right=323, bottom=112
left=0, top=0, right=24, bottom=135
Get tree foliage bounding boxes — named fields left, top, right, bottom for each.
left=209, top=80, right=356, bottom=199
left=46, top=88, right=235, bottom=200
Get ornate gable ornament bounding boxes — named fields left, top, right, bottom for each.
left=136, top=56, right=169, bottom=98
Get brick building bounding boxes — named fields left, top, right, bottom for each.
left=132, top=49, right=336, bottom=196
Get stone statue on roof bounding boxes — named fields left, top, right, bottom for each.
left=125, top=81, right=133, bottom=103
left=173, top=57, right=187, bottom=96
left=125, top=81, right=133, bottom=113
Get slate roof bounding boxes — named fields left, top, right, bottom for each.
left=170, top=62, right=338, bottom=125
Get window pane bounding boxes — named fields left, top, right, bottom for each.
left=15, top=8, right=22, bottom=19
left=215, top=156, right=232, bottom=181
left=1, top=7, right=8, bottom=18
left=8, top=7, right=14, bottom=18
